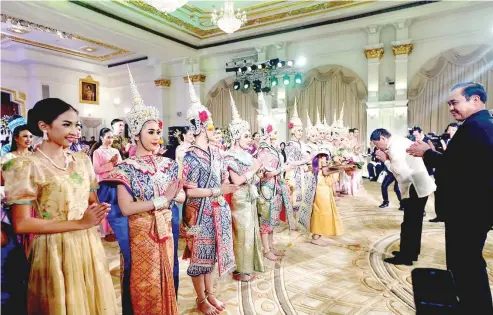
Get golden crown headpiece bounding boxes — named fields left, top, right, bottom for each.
left=331, top=103, right=348, bottom=135
left=185, top=75, right=213, bottom=135
left=126, top=66, right=161, bottom=135
left=258, top=92, right=276, bottom=138
left=288, top=97, right=303, bottom=131
left=228, top=90, right=250, bottom=141
left=305, top=110, right=318, bottom=137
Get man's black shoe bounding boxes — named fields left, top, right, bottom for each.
left=429, top=217, right=442, bottom=223
left=379, top=202, right=389, bottom=208
left=384, top=256, right=413, bottom=266
left=398, top=206, right=405, bottom=211
left=391, top=251, right=418, bottom=261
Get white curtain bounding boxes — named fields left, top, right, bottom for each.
left=408, top=45, right=493, bottom=133
left=291, top=65, right=367, bottom=141
left=206, top=79, right=259, bottom=132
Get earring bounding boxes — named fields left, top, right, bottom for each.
left=43, top=130, right=48, bottom=141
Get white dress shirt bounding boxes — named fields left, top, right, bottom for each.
left=384, top=136, right=436, bottom=198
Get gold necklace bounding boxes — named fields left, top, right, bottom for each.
left=37, top=149, right=69, bottom=171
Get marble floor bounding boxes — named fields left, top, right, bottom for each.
left=103, top=180, right=493, bottom=314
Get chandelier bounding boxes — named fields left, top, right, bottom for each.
left=144, top=0, right=187, bottom=14
left=211, top=1, right=247, bottom=34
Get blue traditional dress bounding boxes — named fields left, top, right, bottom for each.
left=181, top=145, right=235, bottom=277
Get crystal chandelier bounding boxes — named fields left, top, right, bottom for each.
left=144, top=0, right=187, bottom=14
left=211, top=0, right=247, bottom=34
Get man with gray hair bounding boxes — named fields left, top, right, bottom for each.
left=407, top=82, right=493, bottom=313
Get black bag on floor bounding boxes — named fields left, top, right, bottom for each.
left=412, top=268, right=459, bottom=315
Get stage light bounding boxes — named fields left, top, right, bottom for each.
left=271, top=77, right=278, bottom=87
left=283, top=75, right=290, bottom=86
left=237, top=68, right=242, bottom=73
left=243, top=80, right=250, bottom=89
left=247, top=66, right=252, bottom=72
left=251, top=65, right=257, bottom=71
left=241, top=66, right=248, bottom=73
left=296, top=56, right=307, bottom=66
left=233, top=81, right=241, bottom=90
left=257, top=64, right=263, bottom=69
left=295, top=73, right=302, bottom=84
left=287, top=60, right=294, bottom=67
left=253, top=80, right=262, bottom=93
left=269, top=59, right=278, bottom=66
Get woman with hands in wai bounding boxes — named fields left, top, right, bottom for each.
left=223, top=100, right=265, bottom=282
left=3, top=98, right=117, bottom=315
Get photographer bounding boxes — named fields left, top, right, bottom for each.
left=407, top=82, right=493, bottom=314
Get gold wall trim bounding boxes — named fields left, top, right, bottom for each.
left=392, top=44, right=413, bottom=56
left=1, top=33, right=130, bottom=61
left=183, top=74, right=206, bottom=83
left=155, top=79, right=171, bottom=87
left=1, top=87, right=27, bottom=117
left=364, top=48, right=384, bottom=59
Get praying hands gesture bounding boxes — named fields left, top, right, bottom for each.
left=375, top=150, right=390, bottom=162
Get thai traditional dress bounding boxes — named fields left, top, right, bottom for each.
left=3, top=152, right=117, bottom=315
left=101, top=155, right=181, bottom=315
left=257, top=142, right=295, bottom=234
left=181, top=145, right=235, bottom=277
left=93, top=146, right=122, bottom=237
left=1, top=151, right=34, bottom=254
left=311, top=157, right=344, bottom=237
left=223, top=149, right=264, bottom=275
left=175, top=142, right=191, bottom=222
left=285, top=140, right=317, bottom=232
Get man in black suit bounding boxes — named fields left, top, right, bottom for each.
left=407, top=82, right=493, bottom=314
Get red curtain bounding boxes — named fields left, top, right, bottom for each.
left=1, top=102, right=19, bottom=116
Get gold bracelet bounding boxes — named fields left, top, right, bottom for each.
left=152, top=196, right=169, bottom=211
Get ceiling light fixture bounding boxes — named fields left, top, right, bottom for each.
left=7, top=26, right=29, bottom=34
left=81, top=46, right=97, bottom=52
left=211, top=0, right=247, bottom=34
left=144, top=0, right=187, bottom=13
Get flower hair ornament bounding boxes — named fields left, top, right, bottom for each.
left=185, top=75, right=213, bottom=135
left=288, top=97, right=303, bottom=133
left=126, top=66, right=161, bottom=136
left=228, top=90, right=250, bottom=142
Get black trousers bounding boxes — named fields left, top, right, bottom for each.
left=367, top=163, right=383, bottom=179
left=381, top=171, right=402, bottom=205
left=399, top=185, right=427, bottom=260
left=445, top=219, right=493, bottom=314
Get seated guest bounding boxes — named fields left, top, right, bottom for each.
left=440, top=122, right=459, bottom=151
left=367, top=145, right=383, bottom=181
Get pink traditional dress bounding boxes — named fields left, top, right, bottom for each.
left=93, top=146, right=121, bottom=236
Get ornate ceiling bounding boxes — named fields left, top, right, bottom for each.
left=71, top=0, right=423, bottom=47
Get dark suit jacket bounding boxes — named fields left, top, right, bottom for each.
left=423, top=110, right=493, bottom=227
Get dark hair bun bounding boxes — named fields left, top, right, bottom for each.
left=27, top=98, right=78, bottom=137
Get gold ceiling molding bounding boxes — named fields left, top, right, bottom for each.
left=183, top=74, right=206, bottom=83
left=154, top=79, right=171, bottom=87
left=364, top=48, right=384, bottom=59
left=392, top=44, right=413, bottom=56
left=181, top=1, right=285, bottom=14
left=123, top=0, right=374, bottom=39
left=1, top=87, right=27, bottom=117
left=1, top=33, right=130, bottom=61
left=1, top=14, right=130, bottom=60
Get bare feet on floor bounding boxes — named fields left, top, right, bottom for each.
left=311, top=237, right=330, bottom=246
left=206, top=291, right=226, bottom=311
left=197, top=297, right=219, bottom=315
left=271, top=248, right=286, bottom=256
left=263, top=251, right=280, bottom=261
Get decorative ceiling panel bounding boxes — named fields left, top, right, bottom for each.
left=0, top=13, right=132, bottom=61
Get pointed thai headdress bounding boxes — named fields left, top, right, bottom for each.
left=126, top=66, right=160, bottom=135
left=288, top=97, right=303, bottom=132
left=258, top=92, right=275, bottom=139
left=315, top=108, right=324, bottom=131
left=305, top=110, right=317, bottom=137
left=228, top=90, right=250, bottom=141
left=185, top=75, right=213, bottom=135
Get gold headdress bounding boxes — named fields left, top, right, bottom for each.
left=288, top=97, right=303, bottom=132
left=126, top=66, right=160, bottom=135
left=258, top=92, right=275, bottom=139
left=228, top=90, right=250, bottom=141
left=186, top=75, right=213, bottom=135
left=315, top=108, right=324, bottom=131
left=330, top=103, right=348, bottom=136
left=306, top=110, right=317, bottom=137
left=323, top=115, right=331, bottom=133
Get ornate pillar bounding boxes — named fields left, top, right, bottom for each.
left=364, top=25, right=384, bottom=145
left=154, top=78, right=171, bottom=128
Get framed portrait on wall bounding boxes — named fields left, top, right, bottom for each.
left=79, top=75, right=99, bottom=105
